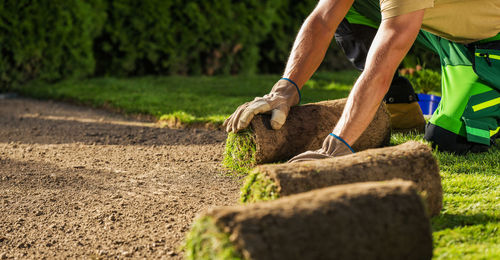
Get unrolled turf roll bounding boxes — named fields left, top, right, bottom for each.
left=241, top=141, right=442, bottom=216
left=184, top=180, right=433, bottom=260
left=223, top=99, right=391, bottom=173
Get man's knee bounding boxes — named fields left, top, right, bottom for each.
left=424, top=123, right=491, bottom=154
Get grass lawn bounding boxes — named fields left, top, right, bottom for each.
left=10, top=71, right=360, bottom=126
left=392, top=133, right=499, bottom=259
left=9, top=71, right=500, bottom=259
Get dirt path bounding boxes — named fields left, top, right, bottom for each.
left=0, top=96, right=241, bottom=259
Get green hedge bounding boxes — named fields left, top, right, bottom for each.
left=94, top=0, right=351, bottom=76
left=258, top=0, right=351, bottom=73
left=0, top=1, right=436, bottom=86
left=94, top=0, right=281, bottom=76
left=0, top=0, right=105, bottom=86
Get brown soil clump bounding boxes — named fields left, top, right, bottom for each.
left=0, top=97, right=240, bottom=259
left=201, top=180, right=433, bottom=260
left=245, top=141, right=442, bottom=216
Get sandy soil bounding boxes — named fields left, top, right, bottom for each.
left=0, top=96, right=241, bottom=259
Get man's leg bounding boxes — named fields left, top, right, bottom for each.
left=337, top=3, right=499, bottom=153
left=416, top=32, right=500, bottom=154
left=334, top=7, right=425, bottom=131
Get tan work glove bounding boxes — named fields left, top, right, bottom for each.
left=223, top=79, right=300, bottom=133
left=288, top=133, right=354, bottom=163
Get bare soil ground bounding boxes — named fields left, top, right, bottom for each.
left=0, top=96, right=241, bottom=259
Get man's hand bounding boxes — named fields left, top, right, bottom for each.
left=288, top=133, right=354, bottom=163
left=223, top=79, right=300, bottom=133
left=224, top=0, right=354, bottom=133
left=330, top=9, right=425, bottom=145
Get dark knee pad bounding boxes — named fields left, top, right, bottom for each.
left=384, top=76, right=418, bottom=104
left=424, top=123, right=491, bottom=154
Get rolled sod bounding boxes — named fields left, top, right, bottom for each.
left=184, top=180, right=433, bottom=260
left=241, top=141, right=442, bottom=216
left=223, top=99, right=391, bottom=173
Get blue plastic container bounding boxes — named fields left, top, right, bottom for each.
left=417, top=94, right=441, bottom=115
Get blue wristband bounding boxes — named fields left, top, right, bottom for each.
left=280, top=77, right=301, bottom=104
left=329, top=133, right=355, bottom=153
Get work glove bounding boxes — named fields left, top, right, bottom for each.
left=223, top=79, right=300, bottom=133
left=288, top=133, right=354, bottom=163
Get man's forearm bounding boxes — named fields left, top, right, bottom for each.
left=283, top=0, right=353, bottom=88
left=332, top=10, right=425, bottom=145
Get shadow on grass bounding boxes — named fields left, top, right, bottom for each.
left=432, top=213, right=500, bottom=231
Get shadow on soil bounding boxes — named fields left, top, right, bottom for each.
left=0, top=157, right=116, bottom=192
left=0, top=116, right=226, bottom=146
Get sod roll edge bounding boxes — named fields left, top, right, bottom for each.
left=241, top=141, right=442, bottom=216
left=185, top=180, right=433, bottom=260
left=224, top=99, right=391, bottom=173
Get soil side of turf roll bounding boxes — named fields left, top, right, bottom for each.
left=250, top=141, right=442, bottom=216
left=250, top=99, right=391, bottom=164
left=207, top=180, right=433, bottom=260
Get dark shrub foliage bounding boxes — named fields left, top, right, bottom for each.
left=94, top=0, right=282, bottom=76
left=257, top=0, right=352, bottom=73
left=0, top=0, right=437, bottom=86
left=0, top=0, right=105, bottom=87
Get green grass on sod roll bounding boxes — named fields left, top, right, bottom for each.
left=223, top=130, right=257, bottom=175
left=183, top=216, right=242, bottom=260
left=240, top=171, right=279, bottom=203
left=239, top=132, right=433, bottom=204
left=238, top=132, right=500, bottom=258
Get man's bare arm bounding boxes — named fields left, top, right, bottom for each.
left=223, top=0, right=354, bottom=132
left=283, top=0, right=354, bottom=88
left=332, top=10, right=425, bottom=145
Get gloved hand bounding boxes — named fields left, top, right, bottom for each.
left=223, top=79, right=300, bottom=133
left=288, top=133, right=354, bottom=163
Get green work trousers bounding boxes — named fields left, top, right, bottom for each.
left=342, top=2, right=500, bottom=153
